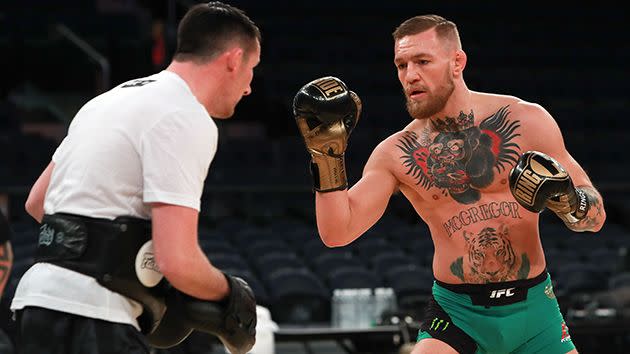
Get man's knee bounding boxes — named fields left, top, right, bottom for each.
left=410, top=338, right=459, bottom=354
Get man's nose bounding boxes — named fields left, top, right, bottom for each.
left=405, top=66, right=421, bottom=83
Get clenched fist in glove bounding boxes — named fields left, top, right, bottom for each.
left=509, top=150, right=590, bottom=224
left=147, top=274, right=257, bottom=354
left=293, top=76, right=362, bottom=192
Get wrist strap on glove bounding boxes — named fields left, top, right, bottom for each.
left=554, top=187, right=590, bottom=224
left=310, top=153, right=347, bottom=192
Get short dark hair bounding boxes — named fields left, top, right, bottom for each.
left=392, top=14, right=461, bottom=49
left=174, top=1, right=261, bottom=63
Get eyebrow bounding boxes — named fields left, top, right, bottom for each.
left=395, top=52, right=431, bottom=64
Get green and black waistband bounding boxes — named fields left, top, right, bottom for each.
left=434, top=270, right=548, bottom=306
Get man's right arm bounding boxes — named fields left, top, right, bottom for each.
left=151, top=203, right=229, bottom=301
left=149, top=203, right=257, bottom=354
left=25, top=161, right=55, bottom=223
left=316, top=150, right=398, bottom=246
left=293, top=76, right=399, bottom=247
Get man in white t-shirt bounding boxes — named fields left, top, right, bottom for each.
left=11, top=2, right=261, bottom=353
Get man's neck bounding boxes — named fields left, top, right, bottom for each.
left=166, top=60, right=221, bottom=113
left=429, top=84, right=474, bottom=131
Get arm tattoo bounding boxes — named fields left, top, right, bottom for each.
left=568, top=185, right=605, bottom=232
left=0, top=241, right=12, bottom=297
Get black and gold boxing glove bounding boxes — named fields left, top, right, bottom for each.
left=147, top=274, right=256, bottom=354
left=509, top=150, right=589, bottom=224
left=293, top=76, right=362, bottom=192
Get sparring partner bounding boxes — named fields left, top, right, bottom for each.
left=293, top=15, right=605, bottom=354
left=10, top=2, right=259, bottom=353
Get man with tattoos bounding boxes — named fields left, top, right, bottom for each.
left=0, top=209, right=13, bottom=353
left=293, top=15, right=605, bottom=354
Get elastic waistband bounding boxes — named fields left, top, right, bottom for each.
left=434, top=270, right=548, bottom=307
left=435, top=270, right=548, bottom=294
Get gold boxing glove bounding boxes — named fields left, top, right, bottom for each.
left=293, top=76, right=362, bottom=192
left=509, top=151, right=589, bottom=224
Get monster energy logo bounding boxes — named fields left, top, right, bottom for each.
left=430, top=317, right=450, bottom=331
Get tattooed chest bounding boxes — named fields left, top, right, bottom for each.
left=397, top=106, right=521, bottom=205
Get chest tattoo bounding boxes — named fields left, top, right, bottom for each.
left=397, top=106, right=521, bottom=204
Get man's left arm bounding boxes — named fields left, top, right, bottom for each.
left=519, top=103, right=606, bottom=232
left=0, top=210, right=12, bottom=298
left=546, top=156, right=605, bottom=232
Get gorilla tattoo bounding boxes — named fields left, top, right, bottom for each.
left=398, top=105, right=521, bottom=204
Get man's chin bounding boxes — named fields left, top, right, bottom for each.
left=407, top=105, right=431, bottom=120
left=211, top=110, right=235, bottom=119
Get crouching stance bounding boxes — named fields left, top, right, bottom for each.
left=292, top=15, right=605, bottom=354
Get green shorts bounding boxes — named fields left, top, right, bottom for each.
left=417, top=271, right=575, bottom=354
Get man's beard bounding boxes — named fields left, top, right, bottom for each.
left=405, top=74, right=455, bottom=120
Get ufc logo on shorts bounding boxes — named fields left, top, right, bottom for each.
left=490, top=288, right=515, bottom=298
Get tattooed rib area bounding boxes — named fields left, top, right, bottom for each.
left=397, top=106, right=520, bottom=204
left=450, top=225, right=530, bottom=282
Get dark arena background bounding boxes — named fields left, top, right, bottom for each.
left=1, top=1, right=629, bottom=353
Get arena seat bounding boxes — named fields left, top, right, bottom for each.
left=263, top=268, right=330, bottom=324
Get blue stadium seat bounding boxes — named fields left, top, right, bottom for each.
left=263, top=268, right=330, bottom=324
left=384, top=264, right=433, bottom=314
left=326, top=266, right=384, bottom=291
left=608, top=272, right=630, bottom=290
left=208, top=253, right=250, bottom=274
left=232, top=228, right=277, bottom=247
left=200, top=239, right=240, bottom=259
left=370, top=252, right=418, bottom=275
left=311, top=251, right=365, bottom=279
left=404, top=238, right=435, bottom=267
left=545, top=251, right=580, bottom=276
left=279, top=227, right=319, bottom=249
left=298, top=238, right=334, bottom=260
left=584, top=248, right=623, bottom=273
left=553, top=262, right=609, bottom=297
left=252, top=251, right=306, bottom=279
left=244, top=239, right=292, bottom=260
left=350, top=236, right=406, bottom=261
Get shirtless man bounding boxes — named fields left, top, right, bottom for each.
left=293, top=15, right=606, bottom=354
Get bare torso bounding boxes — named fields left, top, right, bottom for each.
left=378, top=93, right=547, bottom=284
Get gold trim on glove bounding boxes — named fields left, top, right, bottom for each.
left=310, top=153, right=347, bottom=192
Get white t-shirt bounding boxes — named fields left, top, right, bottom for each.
left=11, top=70, right=218, bottom=329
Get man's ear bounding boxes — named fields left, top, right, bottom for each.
left=226, top=47, right=244, bottom=72
left=453, top=49, right=467, bottom=77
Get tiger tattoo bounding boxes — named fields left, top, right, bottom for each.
left=450, top=224, right=530, bottom=283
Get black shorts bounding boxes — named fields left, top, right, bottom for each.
left=15, top=306, right=150, bottom=354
